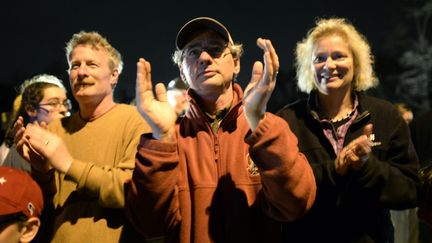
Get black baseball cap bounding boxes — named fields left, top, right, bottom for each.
left=176, top=17, right=234, bottom=50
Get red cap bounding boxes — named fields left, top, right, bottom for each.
left=0, top=167, right=43, bottom=218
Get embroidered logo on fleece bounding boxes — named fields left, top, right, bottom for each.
left=369, top=133, right=382, bottom=147
left=246, top=154, right=259, bottom=176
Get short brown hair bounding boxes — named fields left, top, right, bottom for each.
left=65, top=31, right=123, bottom=74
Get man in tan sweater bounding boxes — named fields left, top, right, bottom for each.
left=14, top=31, right=150, bottom=242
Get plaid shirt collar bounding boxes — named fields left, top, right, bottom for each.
left=307, top=91, right=360, bottom=155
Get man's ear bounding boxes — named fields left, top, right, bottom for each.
left=179, top=66, right=188, bottom=88
left=19, top=217, right=40, bottom=243
left=233, top=58, right=240, bottom=76
left=110, top=68, right=119, bottom=88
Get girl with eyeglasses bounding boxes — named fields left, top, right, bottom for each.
left=1, top=74, right=70, bottom=171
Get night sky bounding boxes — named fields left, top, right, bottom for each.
left=0, top=0, right=405, bottom=112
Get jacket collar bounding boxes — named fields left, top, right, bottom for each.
left=185, top=83, right=244, bottom=121
left=306, top=90, right=370, bottom=124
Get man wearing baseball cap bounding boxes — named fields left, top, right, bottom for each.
left=126, top=17, right=316, bottom=242
left=0, top=166, right=43, bottom=243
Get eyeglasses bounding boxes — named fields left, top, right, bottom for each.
left=38, top=99, right=72, bottom=111
left=182, top=44, right=231, bottom=60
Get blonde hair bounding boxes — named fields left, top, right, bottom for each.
left=3, top=95, right=22, bottom=147
left=395, top=103, right=412, bottom=114
left=65, top=31, right=123, bottom=74
left=295, top=18, right=378, bottom=93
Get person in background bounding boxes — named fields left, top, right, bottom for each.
left=126, top=17, right=316, bottom=243
left=1, top=74, right=69, bottom=171
left=277, top=18, right=419, bottom=242
left=166, top=76, right=189, bottom=116
left=0, top=166, right=43, bottom=243
left=411, top=110, right=432, bottom=167
left=411, top=110, right=432, bottom=243
left=14, top=31, right=151, bottom=242
left=396, top=103, right=414, bottom=124
left=391, top=102, right=418, bottom=243
left=417, top=160, right=432, bottom=242
left=0, top=96, right=22, bottom=164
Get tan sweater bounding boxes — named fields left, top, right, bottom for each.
left=33, top=104, right=150, bottom=242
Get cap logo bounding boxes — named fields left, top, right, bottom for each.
left=0, top=176, right=6, bottom=185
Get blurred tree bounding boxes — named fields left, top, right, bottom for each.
left=391, top=0, right=432, bottom=113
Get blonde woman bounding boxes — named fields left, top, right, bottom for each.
left=277, top=18, right=419, bottom=242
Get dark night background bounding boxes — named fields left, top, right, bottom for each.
left=1, top=0, right=431, bottom=115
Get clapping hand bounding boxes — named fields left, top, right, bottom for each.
left=135, top=58, right=177, bottom=142
left=22, top=123, right=73, bottom=174
left=335, top=124, right=374, bottom=176
left=243, top=38, right=279, bottom=131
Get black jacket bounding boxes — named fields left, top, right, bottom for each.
left=277, top=92, right=419, bottom=243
